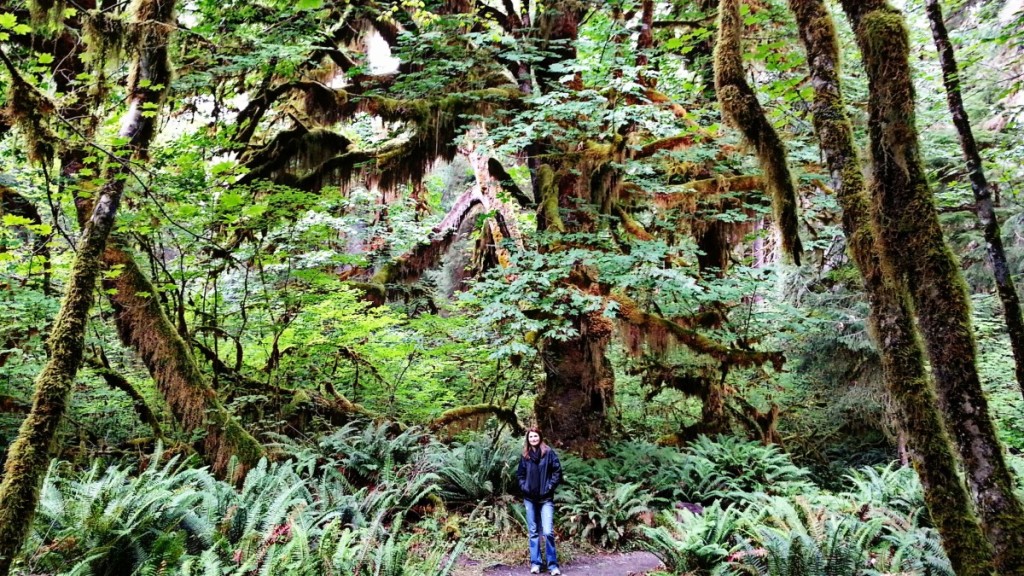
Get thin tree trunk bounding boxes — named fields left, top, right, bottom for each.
left=788, top=1, right=994, bottom=571
left=0, top=3, right=176, bottom=573
left=841, top=2, right=1024, bottom=572
left=925, top=0, right=1024, bottom=398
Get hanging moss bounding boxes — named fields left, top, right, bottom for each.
left=83, top=10, right=127, bottom=73
left=611, top=292, right=784, bottom=370
left=0, top=50, right=57, bottom=165
left=714, top=0, right=802, bottom=265
left=27, top=0, right=67, bottom=28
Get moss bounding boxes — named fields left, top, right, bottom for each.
left=714, top=0, right=803, bottom=265
left=0, top=56, right=57, bottom=165
left=611, top=292, right=784, bottom=369
left=103, top=246, right=265, bottom=478
left=536, top=164, right=566, bottom=234
left=83, top=10, right=127, bottom=73
left=27, top=0, right=66, bottom=28
left=429, top=404, right=524, bottom=435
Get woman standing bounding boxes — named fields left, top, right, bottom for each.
left=516, top=427, right=563, bottom=575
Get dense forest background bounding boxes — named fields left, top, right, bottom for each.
left=1, top=0, right=1023, bottom=574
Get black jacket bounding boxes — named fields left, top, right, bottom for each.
left=517, top=448, right=562, bottom=501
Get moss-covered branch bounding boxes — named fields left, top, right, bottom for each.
left=651, top=175, right=764, bottom=210
left=352, top=191, right=484, bottom=304
left=714, top=0, right=802, bottom=265
left=429, top=404, right=524, bottom=435
left=611, top=293, right=784, bottom=370
left=85, top=360, right=164, bottom=440
left=102, top=245, right=265, bottom=476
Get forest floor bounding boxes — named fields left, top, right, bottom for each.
left=456, top=551, right=665, bottom=576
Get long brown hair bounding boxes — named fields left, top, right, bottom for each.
left=522, top=427, right=550, bottom=458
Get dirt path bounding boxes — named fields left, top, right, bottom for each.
left=477, top=551, right=664, bottom=576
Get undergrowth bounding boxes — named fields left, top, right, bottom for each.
left=10, top=426, right=962, bottom=576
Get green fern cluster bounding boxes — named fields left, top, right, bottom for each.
left=19, top=442, right=457, bottom=576
left=640, top=459, right=954, bottom=576
left=558, top=482, right=655, bottom=549
left=678, top=435, right=816, bottom=505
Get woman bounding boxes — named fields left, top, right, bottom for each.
left=516, top=427, right=562, bottom=575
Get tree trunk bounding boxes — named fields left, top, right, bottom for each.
left=535, top=310, right=615, bottom=455
left=787, top=5, right=996, bottom=571
left=0, top=3, right=176, bottom=573
left=714, top=0, right=802, bottom=265
left=841, top=2, right=1024, bottom=572
left=925, top=0, right=1024, bottom=399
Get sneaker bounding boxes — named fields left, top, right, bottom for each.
left=550, top=569, right=561, bottom=576
left=530, top=566, right=540, bottom=574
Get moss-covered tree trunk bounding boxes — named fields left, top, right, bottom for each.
left=536, top=309, right=615, bottom=454
left=925, top=0, right=1024, bottom=399
left=528, top=2, right=617, bottom=452
left=0, top=2, right=176, bottom=573
left=789, top=1, right=995, bottom=572
left=841, top=2, right=1024, bottom=572
left=713, top=0, right=802, bottom=265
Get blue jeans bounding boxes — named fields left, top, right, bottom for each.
left=524, top=499, right=557, bottom=569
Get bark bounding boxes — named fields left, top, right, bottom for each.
left=841, top=2, right=1024, bottom=572
left=789, top=1, right=995, bottom=572
left=925, top=0, right=1024, bottom=399
left=713, top=0, right=803, bottom=265
left=0, top=3, right=176, bottom=573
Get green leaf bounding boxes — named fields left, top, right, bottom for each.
left=3, top=214, right=34, bottom=227
left=0, top=13, right=17, bottom=29
left=296, top=0, right=323, bottom=10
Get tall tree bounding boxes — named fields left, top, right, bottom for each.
left=925, top=0, right=1024, bottom=398
left=840, top=1, right=1024, bottom=571
left=787, top=0, right=994, bottom=571
left=0, top=1, right=176, bottom=572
